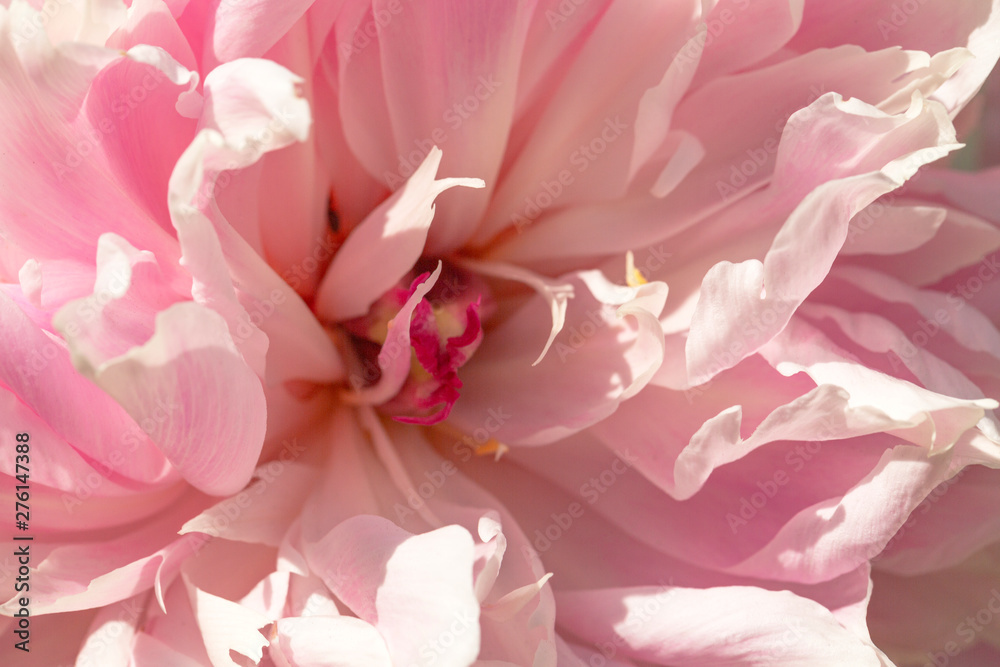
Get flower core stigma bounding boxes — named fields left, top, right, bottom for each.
left=342, top=259, right=494, bottom=425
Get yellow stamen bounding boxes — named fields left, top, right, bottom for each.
left=430, top=421, right=510, bottom=462
left=474, top=438, right=509, bottom=461
left=625, top=250, right=648, bottom=287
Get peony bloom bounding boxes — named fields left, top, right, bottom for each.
left=2, top=0, right=1000, bottom=665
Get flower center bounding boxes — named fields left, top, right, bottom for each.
left=341, top=259, right=493, bottom=425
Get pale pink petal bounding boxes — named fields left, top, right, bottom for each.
left=870, top=543, right=1000, bottom=661
left=556, top=586, right=885, bottom=666
left=0, top=388, right=183, bottom=533
left=270, top=616, right=393, bottom=667
left=183, top=574, right=271, bottom=667
left=295, top=412, right=557, bottom=666
left=375, top=419, right=559, bottom=665
left=789, top=0, right=1000, bottom=113
left=107, top=0, right=199, bottom=70
left=512, top=0, right=616, bottom=122
left=723, top=442, right=966, bottom=584
left=207, top=0, right=317, bottom=65
left=334, top=0, right=535, bottom=251
left=875, top=466, right=1000, bottom=575
left=796, top=301, right=1000, bottom=440
left=132, top=573, right=214, bottom=663
left=473, top=515, right=507, bottom=604
left=81, top=44, right=201, bottom=233
left=171, top=57, right=344, bottom=385
left=686, top=92, right=960, bottom=384
left=590, top=378, right=914, bottom=503
left=450, top=270, right=666, bottom=445
left=75, top=593, right=148, bottom=667
left=690, top=0, right=804, bottom=86
left=906, top=165, right=1000, bottom=224
left=316, top=147, right=483, bottom=321
left=626, top=28, right=706, bottom=186
left=760, top=317, right=996, bottom=453
left=841, top=203, right=946, bottom=256
left=307, top=514, right=481, bottom=667
left=832, top=265, right=1000, bottom=358
left=845, top=202, right=1000, bottom=287
left=69, top=301, right=268, bottom=496
left=167, top=58, right=311, bottom=376
left=0, top=609, right=94, bottom=666
left=52, top=233, right=187, bottom=370
left=491, top=47, right=966, bottom=268
left=0, top=290, right=174, bottom=489
left=179, top=461, right=319, bottom=546
left=471, top=424, right=946, bottom=589
left=561, top=637, right=637, bottom=667
left=310, top=61, right=389, bottom=236
left=0, top=491, right=209, bottom=614
left=480, top=0, right=707, bottom=241
left=456, top=258, right=574, bottom=365
left=0, top=12, right=188, bottom=266
left=131, top=632, right=206, bottom=667
left=232, top=570, right=291, bottom=623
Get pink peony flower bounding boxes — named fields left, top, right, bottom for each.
left=1, top=0, right=1000, bottom=665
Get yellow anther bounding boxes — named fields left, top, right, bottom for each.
left=474, top=438, right=509, bottom=461
left=625, top=250, right=648, bottom=287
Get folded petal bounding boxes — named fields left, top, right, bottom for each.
left=270, top=615, right=394, bottom=667
left=687, top=92, right=960, bottom=384
left=63, top=300, right=268, bottom=496
left=316, top=147, right=483, bottom=321
left=556, top=586, right=885, bottom=666
left=450, top=269, right=666, bottom=445
left=307, top=514, right=481, bottom=667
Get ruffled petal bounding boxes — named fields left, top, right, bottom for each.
left=306, top=514, right=481, bottom=667
left=450, top=269, right=666, bottom=445
left=270, top=616, right=394, bottom=667
left=686, top=92, right=960, bottom=384
left=316, top=147, right=483, bottom=321
left=556, top=586, right=885, bottom=666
